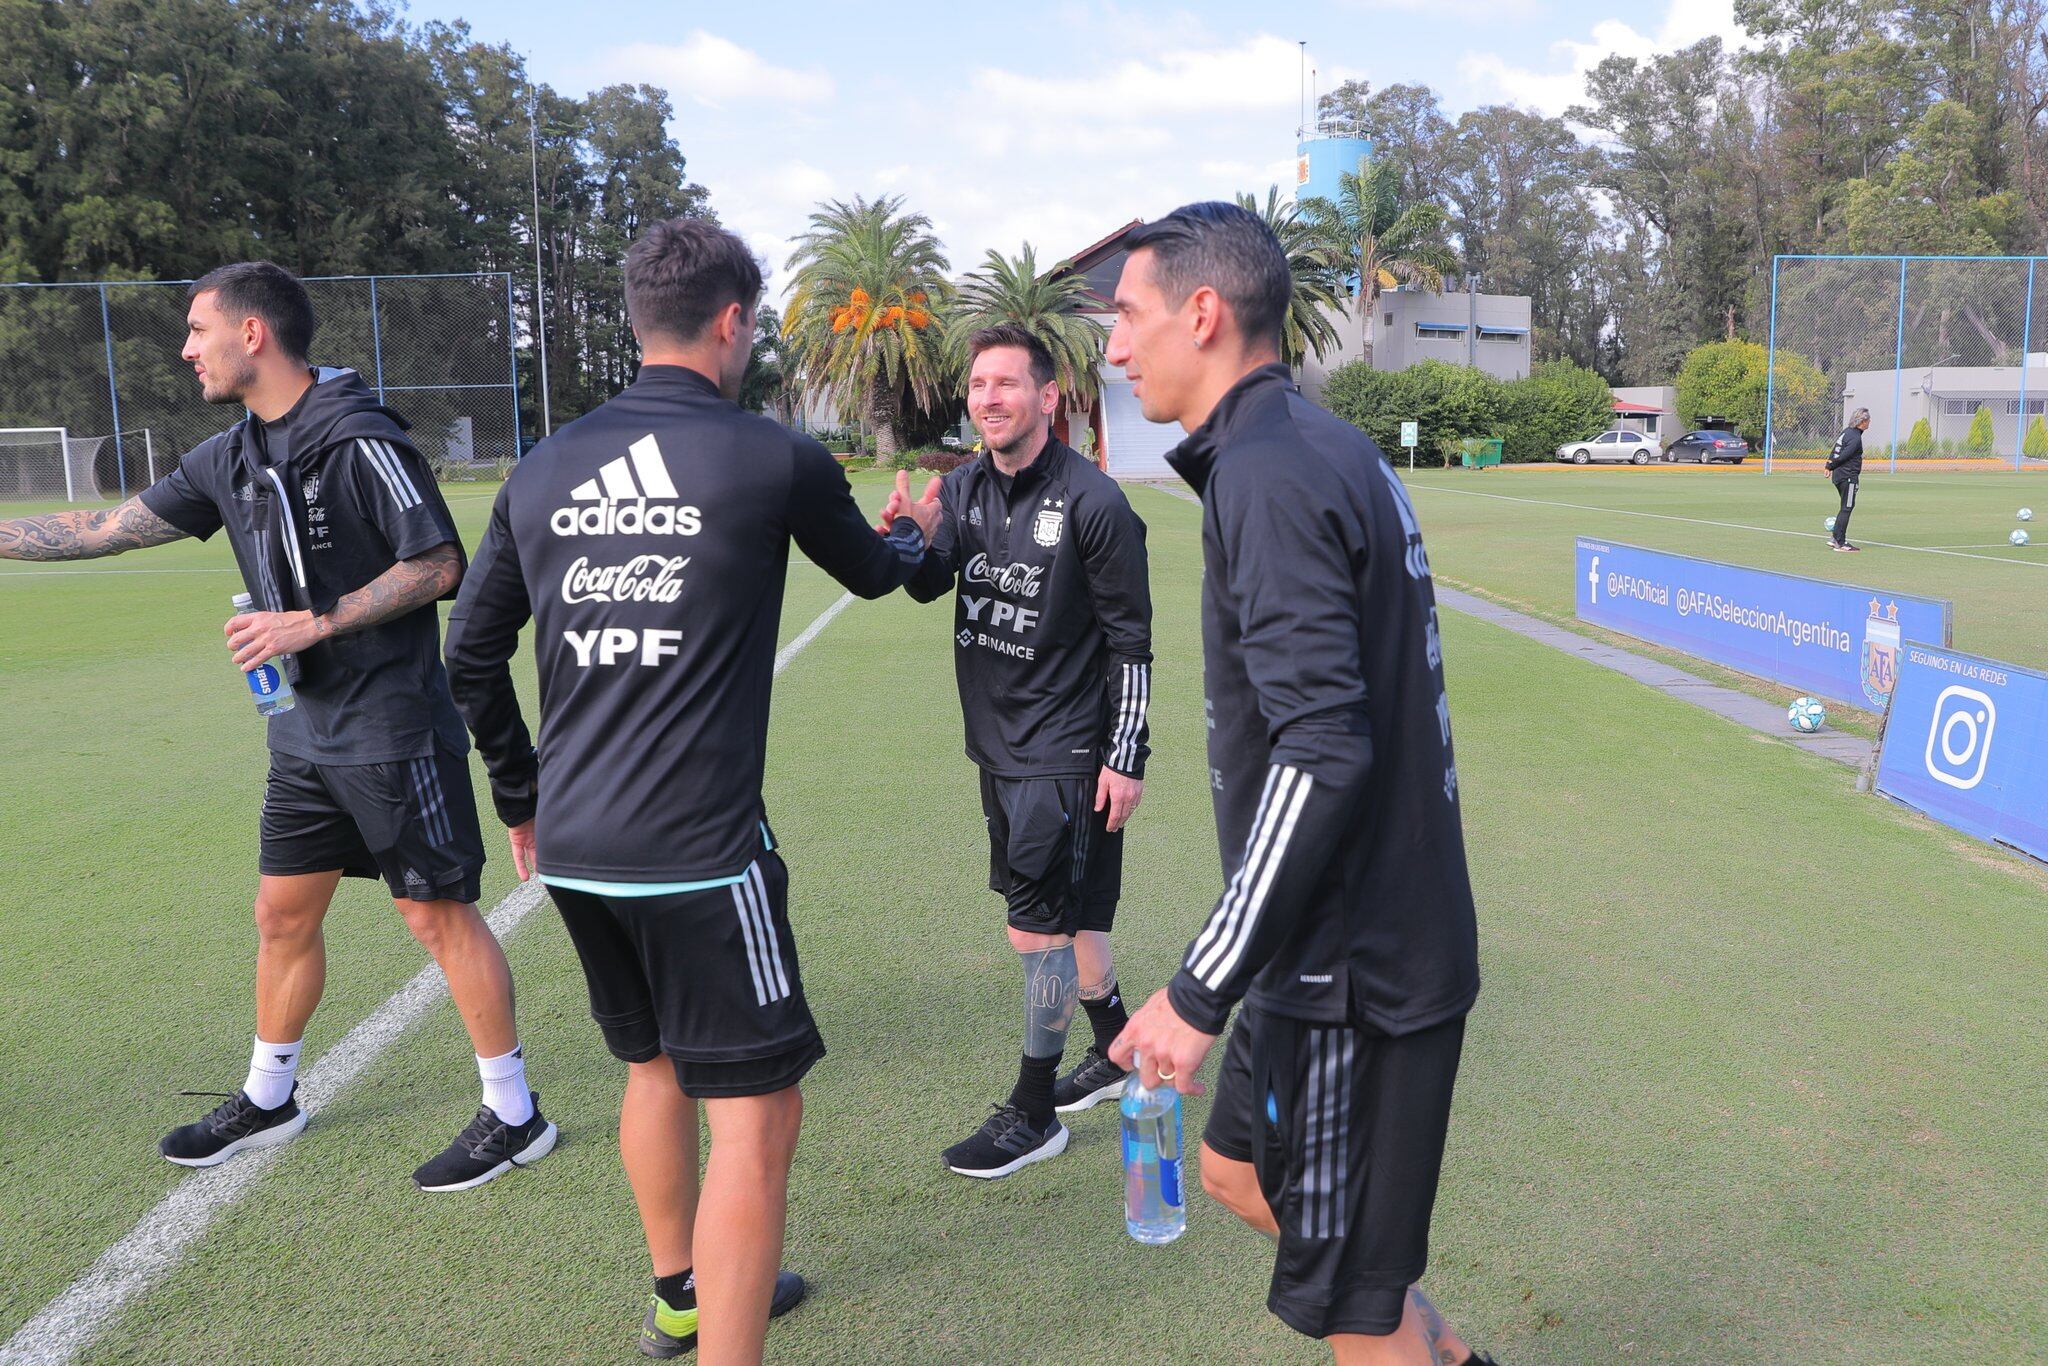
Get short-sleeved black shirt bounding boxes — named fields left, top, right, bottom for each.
left=141, top=368, right=469, bottom=765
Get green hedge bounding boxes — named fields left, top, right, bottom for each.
left=1320, top=358, right=1612, bottom=464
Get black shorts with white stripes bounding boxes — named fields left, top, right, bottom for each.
left=258, top=745, right=484, bottom=904
left=1203, top=1005, right=1467, bottom=1338
left=545, top=852, right=824, bottom=1098
left=979, top=770, right=1123, bottom=935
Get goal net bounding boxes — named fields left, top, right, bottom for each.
left=0, top=427, right=157, bottom=503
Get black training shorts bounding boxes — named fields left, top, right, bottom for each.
left=1203, top=1005, right=1467, bottom=1339
left=258, top=745, right=485, bottom=904
left=979, top=769, right=1123, bottom=936
left=546, top=851, right=824, bottom=1098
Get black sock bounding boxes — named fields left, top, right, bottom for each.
left=654, top=1268, right=695, bottom=1307
left=1008, top=1053, right=1059, bottom=1127
left=1081, top=982, right=1129, bottom=1055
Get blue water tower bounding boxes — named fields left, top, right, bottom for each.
left=1294, top=136, right=1372, bottom=208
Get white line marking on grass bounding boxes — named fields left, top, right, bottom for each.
left=1405, top=483, right=2048, bottom=569
left=0, top=590, right=862, bottom=1366
left=774, top=592, right=853, bottom=673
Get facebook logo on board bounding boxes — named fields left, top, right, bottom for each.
left=1575, top=538, right=1950, bottom=712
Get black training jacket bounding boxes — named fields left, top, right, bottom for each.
left=140, top=366, right=469, bottom=764
left=904, top=436, right=1152, bottom=779
left=442, top=365, right=927, bottom=883
left=1164, top=365, right=1479, bottom=1037
left=1826, top=425, right=1864, bottom=479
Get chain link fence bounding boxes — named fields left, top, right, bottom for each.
left=1767, top=254, right=2048, bottom=471
left=0, top=273, right=521, bottom=502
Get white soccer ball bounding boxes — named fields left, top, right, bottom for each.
left=2019, top=507, right=2034, bottom=522
left=1824, top=515, right=1837, bottom=533
left=2013, top=529, right=2031, bottom=547
left=1788, top=696, right=1827, bottom=733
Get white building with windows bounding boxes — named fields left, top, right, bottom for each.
left=1841, top=357, right=2048, bottom=450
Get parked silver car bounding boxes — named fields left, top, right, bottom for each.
left=1557, top=430, right=1658, bottom=465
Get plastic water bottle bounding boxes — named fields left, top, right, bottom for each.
left=1121, top=1056, right=1186, bottom=1244
left=230, top=592, right=296, bottom=716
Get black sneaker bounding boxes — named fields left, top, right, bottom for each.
left=160, top=1086, right=308, bottom=1167
left=942, top=1103, right=1069, bottom=1179
left=638, top=1269, right=807, bottom=1358
left=1840, top=542, right=1861, bottom=551
left=412, top=1093, right=557, bottom=1192
left=1053, top=1047, right=1130, bottom=1113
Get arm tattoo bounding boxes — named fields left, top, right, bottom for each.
left=0, top=497, right=188, bottom=561
left=315, top=543, right=461, bottom=639
left=1409, top=1288, right=1459, bottom=1366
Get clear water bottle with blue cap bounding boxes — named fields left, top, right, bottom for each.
left=1120, top=1053, right=1186, bottom=1243
left=230, top=592, right=296, bottom=716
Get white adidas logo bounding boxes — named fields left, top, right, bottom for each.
left=551, top=435, right=703, bottom=537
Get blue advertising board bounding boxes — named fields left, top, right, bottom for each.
left=1574, top=539, right=1953, bottom=711
left=1876, top=644, right=2048, bottom=864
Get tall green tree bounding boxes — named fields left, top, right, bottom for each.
left=1300, top=159, right=1456, bottom=369
left=782, top=195, right=952, bottom=460
left=950, top=243, right=1106, bottom=407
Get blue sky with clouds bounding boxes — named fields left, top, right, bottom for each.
left=401, top=0, right=1747, bottom=292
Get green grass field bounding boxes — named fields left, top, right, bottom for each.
left=1, top=469, right=2042, bottom=1362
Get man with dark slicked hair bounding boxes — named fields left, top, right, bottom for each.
left=1106, top=203, right=1496, bottom=1366
left=0, top=260, right=551, bottom=1193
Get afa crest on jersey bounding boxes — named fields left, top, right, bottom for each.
left=1033, top=503, right=1064, bottom=548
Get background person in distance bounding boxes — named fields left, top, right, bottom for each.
left=1103, top=203, right=1495, bottom=1366
left=0, top=261, right=552, bottom=1193
left=879, top=323, right=1155, bottom=1179
left=1827, top=407, right=1869, bottom=552
left=442, top=217, right=942, bottom=1365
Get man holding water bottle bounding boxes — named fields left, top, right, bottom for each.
left=0, top=262, right=553, bottom=1193
left=1104, top=204, right=1496, bottom=1366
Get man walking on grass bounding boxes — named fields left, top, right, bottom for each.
left=879, top=324, right=1154, bottom=1178
left=1105, top=203, right=1498, bottom=1366
left=443, top=216, right=942, bottom=1363
left=0, top=261, right=553, bottom=1192
left=1827, top=407, right=1869, bottom=551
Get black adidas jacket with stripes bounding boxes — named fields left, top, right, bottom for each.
left=443, top=364, right=929, bottom=884
left=139, top=365, right=470, bottom=765
left=1164, top=365, right=1479, bottom=1038
left=903, top=436, right=1152, bottom=780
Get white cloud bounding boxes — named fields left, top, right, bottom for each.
left=593, top=32, right=832, bottom=109
left=1458, top=0, right=1747, bottom=117
left=630, top=25, right=1383, bottom=302
left=972, top=34, right=1353, bottom=116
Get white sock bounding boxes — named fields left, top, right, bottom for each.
left=478, top=1045, right=533, bottom=1125
left=244, top=1037, right=302, bottom=1110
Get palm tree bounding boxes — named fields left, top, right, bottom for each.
left=950, top=244, right=1107, bottom=413
left=783, top=195, right=952, bottom=460
left=1300, top=158, right=1457, bottom=369
left=1234, top=188, right=1346, bottom=368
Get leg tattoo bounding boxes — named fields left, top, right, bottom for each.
left=1020, top=943, right=1078, bottom=1057
left=1409, top=1287, right=1459, bottom=1366
left=1077, top=968, right=1115, bottom=1002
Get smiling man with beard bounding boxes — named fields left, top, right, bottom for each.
left=880, top=324, right=1155, bottom=1179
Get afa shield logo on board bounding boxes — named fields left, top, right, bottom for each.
left=1861, top=597, right=1900, bottom=707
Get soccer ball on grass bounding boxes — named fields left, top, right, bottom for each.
left=2018, top=507, right=2033, bottom=522
left=1787, top=696, right=1827, bottom=733
left=2013, top=529, right=2031, bottom=547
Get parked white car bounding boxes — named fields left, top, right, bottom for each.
left=1557, top=430, right=1658, bottom=465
